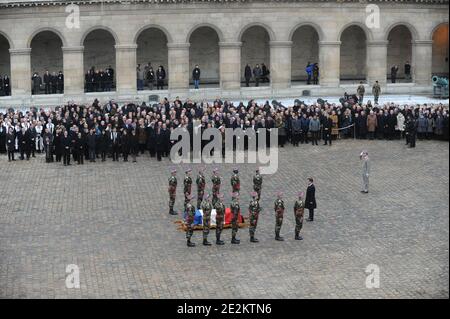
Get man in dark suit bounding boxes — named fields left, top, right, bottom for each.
left=322, top=113, right=333, bottom=146
left=18, top=127, right=31, bottom=160
left=61, top=129, right=72, bottom=166
left=6, top=127, right=15, bottom=161
left=305, top=177, right=317, bottom=222
left=110, top=127, right=121, bottom=161
left=43, top=70, right=51, bottom=94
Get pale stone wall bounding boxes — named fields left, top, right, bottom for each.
left=0, top=1, right=447, bottom=99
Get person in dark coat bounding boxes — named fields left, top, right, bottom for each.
left=357, top=111, right=368, bottom=139
left=32, top=72, right=42, bottom=95
left=121, top=129, right=130, bottom=162
left=57, top=71, right=64, bottom=93
left=43, top=128, right=54, bottom=163
left=3, top=75, right=10, bottom=96
left=54, top=129, right=63, bottom=162
left=74, top=132, right=85, bottom=165
left=6, top=127, right=15, bottom=161
left=98, top=129, right=110, bottom=162
left=130, top=130, right=139, bottom=162
left=244, top=64, right=252, bottom=87
left=110, top=127, right=121, bottom=161
left=322, top=113, right=333, bottom=145
left=61, top=129, right=72, bottom=166
left=0, top=123, right=6, bottom=154
left=305, top=177, right=317, bottom=221
left=156, top=65, right=166, bottom=90
left=28, top=124, right=37, bottom=158
left=50, top=72, right=58, bottom=94
left=192, top=65, right=201, bottom=89
left=43, top=70, right=51, bottom=94
left=87, top=129, right=97, bottom=162
left=155, top=124, right=164, bottom=161
left=18, top=127, right=31, bottom=160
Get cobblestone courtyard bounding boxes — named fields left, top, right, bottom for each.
left=0, top=139, right=448, bottom=299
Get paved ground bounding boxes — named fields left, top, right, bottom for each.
left=0, top=138, right=448, bottom=299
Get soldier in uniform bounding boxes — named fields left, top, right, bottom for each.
left=274, top=192, right=285, bottom=241
left=253, top=168, right=263, bottom=201
left=168, top=168, right=178, bottom=215
left=196, top=167, right=206, bottom=209
left=230, top=192, right=241, bottom=244
left=185, top=194, right=196, bottom=247
left=231, top=168, right=240, bottom=195
left=248, top=191, right=261, bottom=243
left=294, top=192, right=305, bottom=240
left=183, top=168, right=192, bottom=212
left=214, top=193, right=225, bottom=245
left=201, top=193, right=213, bottom=246
left=211, top=167, right=221, bottom=207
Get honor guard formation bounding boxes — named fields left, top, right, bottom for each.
left=168, top=167, right=317, bottom=247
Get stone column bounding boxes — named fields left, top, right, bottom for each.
left=366, top=41, right=388, bottom=86
left=269, top=41, right=292, bottom=89
left=318, top=41, right=340, bottom=87
left=219, top=42, right=241, bottom=90
left=115, top=44, right=137, bottom=94
left=62, top=46, right=84, bottom=95
left=412, top=40, right=433, bottom=85
left=9, top=48, right=31, bottom=96
left=167, top=43, right=190, bottom=91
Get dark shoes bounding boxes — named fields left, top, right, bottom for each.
left=250, top=236, right=259, bottom=243
left=216, top=239, right=225, bottom=245
left=275, top=232, right=284, bottom=241
left=169, top=209, right=178, bottom=215
left=187, top=240, right=195, bottom=247
left=306, top=218, right=313, bottom=222
left=231, top=237, right=240, bottom=244
left=295, top=235, right=303, bottom=240
left=203, top=239, right=212, bottom=246
left=360, top=190, right=369, bottom=194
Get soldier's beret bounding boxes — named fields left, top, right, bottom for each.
left=170, top=168, right=177, bottom=173
left=250, top=191, right=257, bottom=197
left=277, top=192, right=283, bottom=198
left=185, top=168, right=192, bottom=173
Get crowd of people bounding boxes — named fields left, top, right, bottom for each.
left=0, top=96, right=448, bottom=164
left=0, top=74, right=11, bottom=96
left=31, top=70, right=64, bottom=95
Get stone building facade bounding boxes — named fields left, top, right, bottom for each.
left=0, top=0, right=448, bottom=106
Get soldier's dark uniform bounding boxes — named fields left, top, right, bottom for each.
left=183, top=169, right=192, bottom=212
left=201, top=194, right=213, bottom=246
left=230, top=193, right=241, bottom=244
left=248, top=191, right=261, bottom=243
left=211, top=168, right=221, bottom=207
left=196, top=169, right=206, bottom=209
left=274, top=193, right=285, bottom=241
left=253, top=169, right=263, bottom=200
left=214, top=193, right=225, bottom=245
left=231, top=168, right=240, bottom=195
left=185, top=194, right=196, bottom=247
left=168, top=169, right=177, bottom=215
left=294, top=192, right=305, bottom=240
